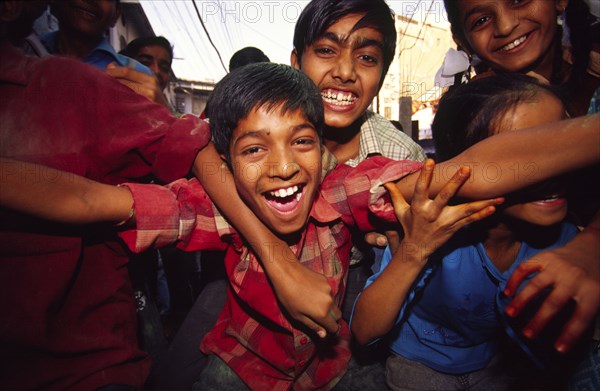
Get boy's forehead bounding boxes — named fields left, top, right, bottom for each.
left=316, top=13, right=384, bottom=47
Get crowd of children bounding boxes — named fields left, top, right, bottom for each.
left=0, top=0, right=599, bottom=390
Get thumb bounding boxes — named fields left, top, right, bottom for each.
left=384, top=182, right=409, bottom=210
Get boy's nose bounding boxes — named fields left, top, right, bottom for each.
left=268, top=150, right=300, bottom=179
left=494, top=8, right=520, bottom=37
left=332, top=53, right=357, bottom=82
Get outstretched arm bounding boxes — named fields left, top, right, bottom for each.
left=352, top=160, right=502, bottom=345
left=397, top=114, right=600, bottom=201
left=0, top=158, right=133, bottom=225
left=504, top=211, right=600, bottom=353
left=193, top=144, right=341, bottom=338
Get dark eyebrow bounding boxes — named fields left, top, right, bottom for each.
left=319, top=31, right=383, bottom=51
left=137, top=54, right=155, bottom=61
left=232, top=122, right=316, bottom=147
left=463, top=5, right=489, bottom=25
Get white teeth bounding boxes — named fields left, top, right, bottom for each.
left=296, top=193, right=301, bottom=202
left=270, top=185, right=299, bottom=198
left=322, top=90, right=356, bottom=106
left=501, top=35, right=527, bottom=51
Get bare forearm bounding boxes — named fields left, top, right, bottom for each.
left=0, top=158, right=133, bottom=224
left=398, top=114, right=600, bottom=200
left=352, top=242, right=426, bottom=345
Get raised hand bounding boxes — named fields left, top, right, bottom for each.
left=385, top=159, right=503, bottom=261
left=105, top=63, right=171, bottom=108
left=504, top=223, right=600, bottom=353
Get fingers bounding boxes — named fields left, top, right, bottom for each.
left=364, top=232, right=388, bottom=247
left=385, top=230, right=402, bottom=254
left=433, top=164, right=471, bottom=209
left=554, top=298, right=598, bottom=353
left=384, top=182, right=409, bottom=211
left=451, top=198, right=502, bottom=228
left=308, top=306, right=342, bottom=338
left=413, top=159, right=435, bottom=204
left=504, top=258, right=600, bottom=353
left=504, top=261, right=543, bottom=299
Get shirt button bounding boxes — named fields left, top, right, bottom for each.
left=300, top=337, right=308, bottom=345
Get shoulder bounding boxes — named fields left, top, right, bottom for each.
left=363, top=111, right=427, bottom=162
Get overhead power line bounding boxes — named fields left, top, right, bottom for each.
left=192, top=0, right=229, bottom=74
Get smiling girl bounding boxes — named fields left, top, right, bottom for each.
left=444, top=0, right=599, bottom=116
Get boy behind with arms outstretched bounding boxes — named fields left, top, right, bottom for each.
left=2, top=64, right=599, bottom=390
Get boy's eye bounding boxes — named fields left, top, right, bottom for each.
left=315, top=47, right=335, bottom=56
left=293, top=138, right=316, bottom=147
left=358, top=54, right=379, bottom=65
left=471, top=15, right=491, bottom=30
left=241, top=146, right=263, bottom=155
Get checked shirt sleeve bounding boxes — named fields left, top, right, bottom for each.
left=321, top=156, right=423, bottom=231
left=118, top=179, right=227, bottom=253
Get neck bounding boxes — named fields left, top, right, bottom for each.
left=482, top=219, right=520, bottom=273
left=322, top=120, right=362, bottom=164
left=55, top=28, right=102, bottom=59
left=482, top=216, right=563, bottom=272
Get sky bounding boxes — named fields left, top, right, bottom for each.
left=140, top=0, right=448, bottom=83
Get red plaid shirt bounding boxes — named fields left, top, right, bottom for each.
left=120, top=156, right=422, bottom=390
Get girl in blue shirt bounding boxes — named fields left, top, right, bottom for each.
left=351, top=74, right=596, bottom=390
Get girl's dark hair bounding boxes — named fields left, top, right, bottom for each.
left=121, top=36, right=174, bottom=64
left=207, top=63, right=324, bottom=162
left=293, top=0, right=396, bottom=90
left=443, top=0, right=464, bottom=41
left=432, top=74, right=565, bottom=162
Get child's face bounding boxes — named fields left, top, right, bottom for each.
left=291, top=13, right=384, bottom=130
left=55, top=0, right=120, bottom=38
left=455, top=0, right=566, bottom=75
left=228, top=105, right=322, bottom=238
left=135, top=45, right=172, bottom=91
left=497, top=91, right=568, bottom=226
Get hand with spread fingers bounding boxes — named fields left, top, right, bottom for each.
left=352, top=159, right=503, bottom=345
left=503, top=219, right=600, bottom=353
left=384, top=159, right=503, bottom=263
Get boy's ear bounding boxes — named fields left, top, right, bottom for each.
left=453, top=35, right=473, bottom=57
left=290, top=49, right=301, bottom=70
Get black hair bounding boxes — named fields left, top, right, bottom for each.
left=293, top=0, right=396, bottom=90
left=432, top=74, right=565, bottom=162
left=207, top=63, right=324, bottom=162
left=443, top=0, right=464, bottom=42
left=229, top=47, right=270, bottom=71
left=120, top=36, right=173, bottom=64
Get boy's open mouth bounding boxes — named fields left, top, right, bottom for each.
left=263, top=184, right=305, bottom=214
left=321, top=89, right=358, bottom=107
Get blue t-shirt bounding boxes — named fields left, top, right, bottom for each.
left=40, top=32, right=152, bottom=74
left=355, top=222, right=578, bottom=374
